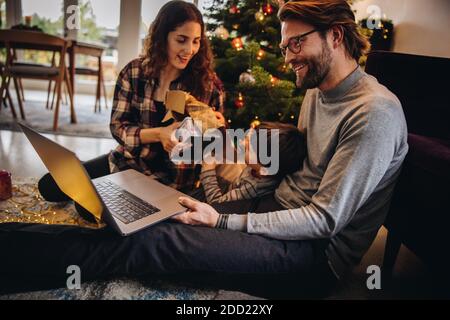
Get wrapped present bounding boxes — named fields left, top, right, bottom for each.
left=163, top=90, right=224, bottom=132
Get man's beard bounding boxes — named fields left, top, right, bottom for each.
left=295, top=39, right=332, bottom=90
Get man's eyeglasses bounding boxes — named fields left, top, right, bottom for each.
left=279, top=29, right=320, bottom=57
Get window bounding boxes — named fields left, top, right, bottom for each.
left=22, top=0, right=64, bottom=35
left=77, top=0, right=120, bottom=82
left=0, top=0, right=6, bottom=29
left=141, top=0, right=168, bottom=42
left=140, top=0, right=207, bottom=48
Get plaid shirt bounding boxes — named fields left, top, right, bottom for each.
left=108, top=58, right=225, bottom=193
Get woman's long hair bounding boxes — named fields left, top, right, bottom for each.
left=141, top=0, right=215, bottom=100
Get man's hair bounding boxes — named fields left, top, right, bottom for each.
left=278, top=0, right=370, bottom=61
left=255, top=122, right=306, bottom=176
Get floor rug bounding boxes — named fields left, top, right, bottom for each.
left=0, top=178, right=219, bottom=300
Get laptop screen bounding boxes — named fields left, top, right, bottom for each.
left=19, top=124, right=103, bottom=221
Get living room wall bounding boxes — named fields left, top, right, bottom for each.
left=353, top=0, right=450, bottom=58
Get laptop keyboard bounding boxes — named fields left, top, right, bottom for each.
left=94, top=180, right=160, bottom=224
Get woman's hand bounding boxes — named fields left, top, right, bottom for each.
left=172, top=197, right=220, bottom=228
left=160, top=121, right=180, bottom=153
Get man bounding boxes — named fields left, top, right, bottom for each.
left=0, top=1, right=408, bottom=298
left=173, top=0, right=408, bottom=288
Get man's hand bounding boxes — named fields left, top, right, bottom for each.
left=172, top=197, right=220, bottom=228
left=160, top=121, right=180, bottom=153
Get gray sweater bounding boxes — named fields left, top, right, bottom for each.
left=226, top=67, right=408, bottom=279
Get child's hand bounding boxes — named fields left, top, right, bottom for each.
left=202, top=162, right=217, bottom=171
left=202, top=153, right=217, bottom=171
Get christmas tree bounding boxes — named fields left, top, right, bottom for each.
left=204, top=0, right=303, bottom=129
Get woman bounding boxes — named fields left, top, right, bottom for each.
left=38, top=0, right=225, bottom=201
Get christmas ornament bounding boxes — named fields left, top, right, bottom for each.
left=239, top=70, right=256, bottom=84
left=229, top=4, right=240, bottom=14
left=263, top=3, right=274, bottom=15
left=231, top=37, right=243, bottom=51
left=214, top=25, right=229, bottom=40
left=235, top=92, right=245, bottom=108
left=255, top=8, right=265, bottom=22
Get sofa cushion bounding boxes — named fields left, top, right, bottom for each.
left=384, top=133, right=450, bottom=268
left=407, top=133, right=450, bottom=179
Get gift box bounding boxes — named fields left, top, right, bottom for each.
left=163, top=90, right=224, bottom=132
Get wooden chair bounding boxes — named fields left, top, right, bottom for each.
left=0, top=30, right=76, bottom=131
left=1, top=42, right=43, bottom=106
left=46, top=51, right=71, bottom=110
left=67, top=41, right=108, bottom=113
left=0, top=43, right=17, bottom=113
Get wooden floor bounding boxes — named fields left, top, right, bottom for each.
left=0, top=130, right=116, bottom=178
left=0, top=129, right=439, bottom=299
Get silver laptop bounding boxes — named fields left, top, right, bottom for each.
left=19, top=123, right=189, bottom=236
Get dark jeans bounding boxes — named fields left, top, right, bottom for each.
left=1, top=158, right=337, bottom=298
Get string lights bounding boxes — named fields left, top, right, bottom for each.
left=0, top=180, right=103, bottom=229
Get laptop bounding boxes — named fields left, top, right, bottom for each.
left=19, top=123, right=189, bottom=236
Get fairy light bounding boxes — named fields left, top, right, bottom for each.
left=270, top=75, right=278, bottom=86
left=0, top=180, right=104, bottom=229
left=256, top=49, right=265, bottom=60
left=250, top=120, right=261, bottom=128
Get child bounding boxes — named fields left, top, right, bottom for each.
left=200, top=122, right=306, bottom=204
